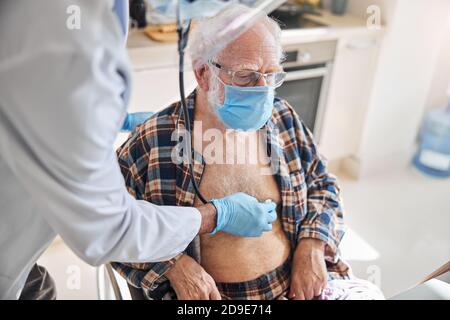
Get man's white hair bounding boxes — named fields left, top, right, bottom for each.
left=188, top=3, right=284, bottom=69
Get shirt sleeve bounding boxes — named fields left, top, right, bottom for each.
left=111, top=255, right=182, bottom=299
left=290, top=104, right=346, bottom=256
left=0, top=0, right=200, bottom=266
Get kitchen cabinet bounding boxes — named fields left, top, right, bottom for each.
left=115, top=66, right=196, bottom=149
left=128, top=67, right=196, bottom=113
left=126, top=30, right=197, bottom=114
left=319, top=33, right=381, bottom=160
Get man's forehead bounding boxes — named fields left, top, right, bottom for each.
left=217, top=22, right=280, bottom=70
left=220, top=45, right=280, bottom=71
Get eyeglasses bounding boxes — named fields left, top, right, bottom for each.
left=209, top=61, right=286, bottom=88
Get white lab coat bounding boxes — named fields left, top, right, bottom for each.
left=0, top=0, right=201, bottom=299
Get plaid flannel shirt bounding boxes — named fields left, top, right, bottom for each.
left=112, top=91, right=350, bottom=299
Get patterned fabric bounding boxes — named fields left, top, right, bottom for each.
left=112, top=90, right=350, bottom=300
left=216, top=259, right=385, bottom=300
left=319, top=279, right=385, bottom=300
left=217, top=258, right=291, bottom=300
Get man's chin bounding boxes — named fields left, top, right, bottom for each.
left=207, top=100, right=221, bottom=111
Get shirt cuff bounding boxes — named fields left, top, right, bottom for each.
left=141, top=253, right=184, bottom=291
left=298, top=212, right=341, bottom=255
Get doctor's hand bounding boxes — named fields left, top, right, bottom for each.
left=289, top=239, right=328, bottom=300
left=165, top=255, right=221, bottom=300
left=210, top=192, right=277, bottom=237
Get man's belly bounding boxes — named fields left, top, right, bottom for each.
left=195, top=163, right=291, bottom=283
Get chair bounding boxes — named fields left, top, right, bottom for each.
left=97, top=264, right=152, bottom=300
left=96, top=264, right=132, bottom=300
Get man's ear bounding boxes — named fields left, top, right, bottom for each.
left=194, top=64, right=210, bottom=91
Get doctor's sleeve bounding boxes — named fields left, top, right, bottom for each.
left=0, top=1, right=200, bottom=266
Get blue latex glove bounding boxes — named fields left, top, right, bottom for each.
left=210, top=192, right=277, bottom=237
left=121, top=112, right=154, bottom=132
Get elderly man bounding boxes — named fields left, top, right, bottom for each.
left=112, top=5, right=384, bottom=300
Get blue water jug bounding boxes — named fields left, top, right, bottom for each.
left=413, top=95, right=450, bottom=178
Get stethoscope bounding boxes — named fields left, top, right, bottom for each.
left=113, top=0, right=208, bottom=204
left=176, top=4, right=209, bottom=204
left=114, top=0, right=208, bottom=204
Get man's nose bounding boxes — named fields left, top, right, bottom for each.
left=255, top=75, right=267, bottom=87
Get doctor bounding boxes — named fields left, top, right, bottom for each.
left=0, top=0, right=277, bottom=300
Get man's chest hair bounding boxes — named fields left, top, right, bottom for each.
left=196, top=128, right=281, bottom=202
left=199, top=163, right=281, bottom=204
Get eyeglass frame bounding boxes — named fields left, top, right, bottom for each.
left=208, top=60, right=287, bottom=88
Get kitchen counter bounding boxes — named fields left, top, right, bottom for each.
left=282, top=8, right=383, bottom=45
left=127, top=29, right=180, bottom=71
left=127, top=8, right=384, bottom=69
left=305, top=8, right=373, bottom=29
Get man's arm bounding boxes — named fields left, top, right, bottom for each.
left=114, top=123, right=219, bottom=298
left=292, top=110, right=346, bottom=255
left=111, top=256, right=184, bottom=299
left=286, top=101, right=346, bottom=300
left=112, top=252, right=221, bottom=300
left=114, top=151, right=216, bottom=299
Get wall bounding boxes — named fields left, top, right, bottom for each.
left=321, top=0, right=397, bottom=25
left=346, top=0, right=396, bottom=26
left=353, top=0, right=450, bottom=177
left=425, top=15, right=450, bottom=111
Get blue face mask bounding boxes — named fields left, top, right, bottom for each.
left=216, top=85, right=275, bottom=131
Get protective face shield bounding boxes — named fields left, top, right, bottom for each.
left=159, top=0, right=285, bottom=203
left=147, top=0, right=275, bottom=70
left=147, top=0, right=236, bottom=20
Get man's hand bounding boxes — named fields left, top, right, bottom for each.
left=290, top=239, right=328, bottom=300
left=165, top=255, right=221, bottom=300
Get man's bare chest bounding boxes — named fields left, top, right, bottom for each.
left=194, top=130, right=281, bottom=203
left=198, top=163, right=281, bottom=204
